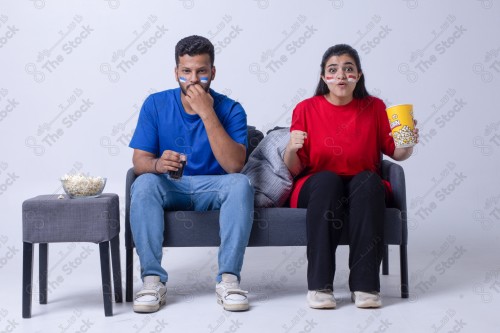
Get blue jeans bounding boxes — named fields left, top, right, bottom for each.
left=130, top=173, right=254, bottom=283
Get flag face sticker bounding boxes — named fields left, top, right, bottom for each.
left=325, top=75, right=357, bottom=84
left=325, top=76, right=336, bottom=83
left=347, top=75, right=357, bottom=83
left=180, top=76, right=208, bottom=83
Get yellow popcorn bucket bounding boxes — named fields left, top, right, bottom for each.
left=386, top=104, right=416, bottom=148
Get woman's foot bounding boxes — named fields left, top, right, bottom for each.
left=351, top=291, right=382, bottom=308
left=307, top=289, right=336, bottom=309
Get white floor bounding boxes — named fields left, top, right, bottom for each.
left=7, top=237, right=500, bottom=333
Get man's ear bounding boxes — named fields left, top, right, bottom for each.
left=211, top=66, right=216, bottom=80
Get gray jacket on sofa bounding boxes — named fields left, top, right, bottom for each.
left=242, top=128, right=293, bottom=208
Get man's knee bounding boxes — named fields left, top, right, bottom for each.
left=131, top=173, right=161, bottom=198
left=226, top=173, right=254, bottom=197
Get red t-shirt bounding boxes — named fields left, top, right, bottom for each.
left=289, top=95, right=396, bottom=208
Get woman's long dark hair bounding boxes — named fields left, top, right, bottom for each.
left=314, top=44, right=370, bottom=99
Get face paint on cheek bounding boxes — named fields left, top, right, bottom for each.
left=200, top=77, right=209, bottom=84
left=179, top=77, right=187, bottom=83
left=347, top=75, right=358, bottom=83
left=325, top=76, right=337, bottom=84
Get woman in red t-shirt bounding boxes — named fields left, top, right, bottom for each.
left=284, top=44, right=418, bottom=309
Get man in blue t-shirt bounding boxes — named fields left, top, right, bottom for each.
left=129, top=35, right=254, bottom=313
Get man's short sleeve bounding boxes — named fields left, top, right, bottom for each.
left=129, top=95, right=159, bottom=156
left=223, top=102, right=248, bottom=148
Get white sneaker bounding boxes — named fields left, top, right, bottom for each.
left=133, top=276, right=167, bottom=313
left=216, top=273, right=249, bottom=311
left=307, top=289, right=336, bottom=309
left=351, top=291, right=382, bottom=308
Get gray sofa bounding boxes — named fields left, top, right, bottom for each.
left=124, top=126, right=409, bottom=301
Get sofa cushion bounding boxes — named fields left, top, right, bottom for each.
left=158, top=208, right=402, bottom=247
left=246, top=126, right=264, bottom=162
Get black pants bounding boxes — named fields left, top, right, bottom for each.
left=297, top=170, right=385, bottom=292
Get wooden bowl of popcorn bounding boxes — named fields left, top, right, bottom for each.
left=60, top=174, right=106, bottom=198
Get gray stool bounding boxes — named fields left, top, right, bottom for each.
left=22, top=194, right=122, bottom=317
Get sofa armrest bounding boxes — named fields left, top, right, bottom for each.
left=381, top=159, right=408, bottom=245
left=125, top=167, right=138, bottom=249
left=381, top=160, right=406, bottom=212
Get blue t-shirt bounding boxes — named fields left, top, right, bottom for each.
left=129, top=88, right=247, bottom=176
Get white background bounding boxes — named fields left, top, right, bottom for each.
left=1, top=0, right=500, bottom=332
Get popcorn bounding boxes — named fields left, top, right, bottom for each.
left=392, top=125, right=416, bottom=147
left=61, top=173, right=106, bottom=198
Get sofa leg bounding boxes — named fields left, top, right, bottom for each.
left=110, top=236, right=123, bottom=303
left=22, top=242, right=34, bottom=318
left=99, top=242, right=113, bottom=316
left=400, top=245, right=409, bottom=298
left=39, top=243, right=48, bottom=304
left=382, top=245, right=389, bottom=275
left=126, top=248, right=133, bottom=302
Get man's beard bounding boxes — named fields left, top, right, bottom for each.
left=179, top=81, right=211, bottom=95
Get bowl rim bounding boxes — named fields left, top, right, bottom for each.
left=60, top=176, right=107, bottom=198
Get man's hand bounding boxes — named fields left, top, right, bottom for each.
left=185, top=84, right=214, bottom=117
left=155, top=150, right=185, bottom=174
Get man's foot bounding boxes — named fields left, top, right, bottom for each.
left=133, top=276, right=167, bottom=313
left=216, top=273, right=249, bottom=311
left=307, top=289, right=336, bottom=309
left=351, top=291, right=382, bottom=308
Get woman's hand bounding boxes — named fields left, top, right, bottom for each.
left=284, top=130, right=307, bottom=177
left=287, top=130, right=308, bottom=152
left=412, top=119, right=419, bottom=144
left=392, top=119, right=419, bottom=161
